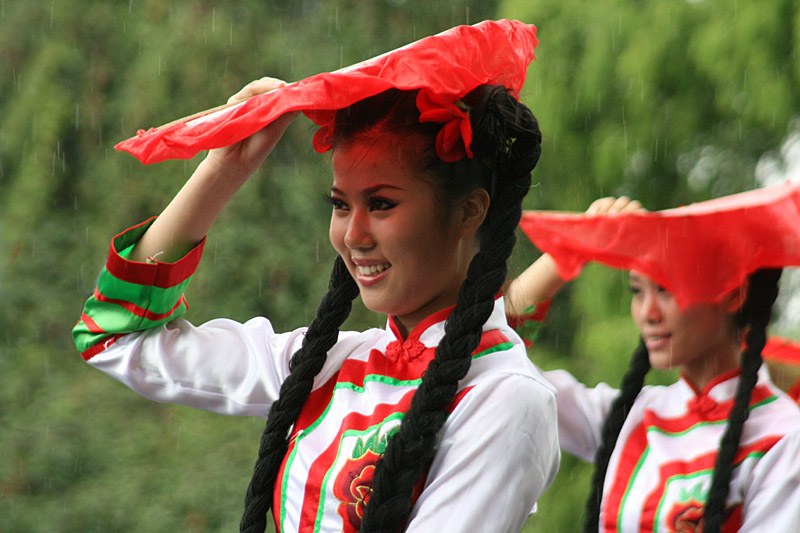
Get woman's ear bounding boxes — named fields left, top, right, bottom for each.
left=459, top=188, right=490, bottom=236
left=723, top=278, right=750, bottom=314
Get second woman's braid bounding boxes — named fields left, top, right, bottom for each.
left=703, top=268, right=782, bottom=533
left=583, top=338, right=651, bottom=533
left=360, top=88, right=541, bottom=532
left=240, top=256, right=359, bottom=533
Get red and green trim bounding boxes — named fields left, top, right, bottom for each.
left=275, top=329, right=514, bottom=531
left=643, top=437, right=780, bottom=530
left=72, top=218, right=205, bottom=360
left=507, top=299, right=551, bottom=347
left=604, top=387, right=780, bottom=531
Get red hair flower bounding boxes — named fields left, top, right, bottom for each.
left=416, top=90, right=473, bottom=162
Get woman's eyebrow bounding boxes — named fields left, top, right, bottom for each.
left=330, top=184, right=403, bottom=195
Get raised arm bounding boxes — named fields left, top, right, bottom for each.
left=129, top=77, right=299, bottom=263
left=506, top=196, right=643, bottom=317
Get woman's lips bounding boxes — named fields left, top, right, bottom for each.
left=645, top=333, right=671, bottom=351
left=352, top=260, right=392, bottom=286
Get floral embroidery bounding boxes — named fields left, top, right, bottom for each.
left=333, top=426, right=399, bottom=532
left=667, top=498, right=705, bottom=532
left=333, top=449, right=381, bottom=532
left=384, top=338, right=426, bottom=362
left=664, top=483, right=741, bottom=532
left=665, top=483, right=706, bottom=532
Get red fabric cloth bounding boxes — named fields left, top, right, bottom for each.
left=115, top=19, right=538, bottom=165
left=763, top=336, right=800, bottom=366
left=519, top=181, right=800, bottom=308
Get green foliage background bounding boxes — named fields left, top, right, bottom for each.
left=1, top=1, right=799, bottom=531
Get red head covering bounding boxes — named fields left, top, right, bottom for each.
left=115, top=19, right=537, bottom=165
left=762, top=336, right=800, bottom=401
left=519, top=181, right=800, bottom=308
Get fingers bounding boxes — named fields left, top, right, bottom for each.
left=586, top=196, right=646, bottom=214
left=227, top=76, right=288, bottom=105
left=586, top=197, right=616, bottom=214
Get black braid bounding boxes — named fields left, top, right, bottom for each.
left=360, top=86, right=541, bottom=531
left=240, top=256, right=359, bottom=532
left=582, top=338, right=651, bottom=532
left=703, top=268, right=781, bottom=532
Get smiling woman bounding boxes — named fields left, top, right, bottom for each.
left=509, top=186, right=800, bottom=532
left=327, top=109, right=487, bottom=337
left=72, top=20, right=560, bottom=533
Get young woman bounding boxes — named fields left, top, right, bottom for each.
left=72, top=21, right=559, bottom=533
left=509, top=190, right=800, bottom=532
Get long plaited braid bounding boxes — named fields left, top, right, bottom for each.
left=240, top=256, right=359, bottom=532
left=582, top=338, right=651, bottom=532
left=703, top=268, right=782, bottom=532
left=359, top=86, right=542, bottom=532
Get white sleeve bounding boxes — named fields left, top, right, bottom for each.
left=543, top=369, right=619, bottom=462
left=405, top=374, right=560, bottom=532
left=739, top=430, right=800, bottom=531
left=87, top=316, right=306, bottom=417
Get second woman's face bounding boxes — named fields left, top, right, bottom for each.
left=329, top=141, right=472, bottom=336
left=629, top=271, right=740, bottom=388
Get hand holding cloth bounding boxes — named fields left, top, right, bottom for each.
left=519, top=181, right=800, bottom=308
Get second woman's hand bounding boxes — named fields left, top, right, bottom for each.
left=506, top=196, right=646, bottom=318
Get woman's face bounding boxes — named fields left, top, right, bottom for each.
left=629, top=271, right=740, bottom=389
left=329, top=140, right=478, bottom=337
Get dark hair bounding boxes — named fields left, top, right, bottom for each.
left=582, top=268, right=782, bottom=533
left=239, top=85, right=542, bottom=532
left=704, top=268, right=781, bottom=531
left=582, top=338, right=650, bottom=532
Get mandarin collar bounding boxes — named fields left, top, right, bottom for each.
left=678, top=365, right=771, bottom=402
left=385, top=295, right=508, bottom=347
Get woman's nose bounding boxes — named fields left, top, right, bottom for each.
left=344, top=209, right=375, bottom=250
left=641, top=292, right=663, bottom=324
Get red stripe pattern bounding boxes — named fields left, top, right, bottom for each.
left=273, top=327, right=512, bottom=532
left=597, top=372, right=793, bottom=532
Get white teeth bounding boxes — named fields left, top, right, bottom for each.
left=357, top=263, right=390, bottom=276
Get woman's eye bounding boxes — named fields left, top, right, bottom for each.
left=628, top=286, right=641, bottom=296
left=369, top=198, right=397, bottom=211
left=324, top=194, right=348, bottom=210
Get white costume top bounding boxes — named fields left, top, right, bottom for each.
left=73, top=220, right=560, bottom=532
left=545, top=367, right=800, bottom=532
